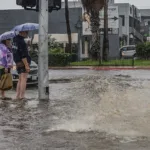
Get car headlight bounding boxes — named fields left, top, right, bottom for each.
left=13, top=65, right=16, bottom=71
left=122, top=52, right=125, bottom=56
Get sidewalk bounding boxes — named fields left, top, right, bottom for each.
left=49, top=66, right=150, bottom=70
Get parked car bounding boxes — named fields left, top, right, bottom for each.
left=120, top=45, right=136, bottom=58
left=11, top=61, right=38, bottom=85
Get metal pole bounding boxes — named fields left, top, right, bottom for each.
left=76, top=18, right=82, bottom=61
left=149, top=26, right=150, bottom=38
left=77, top=26, right=82, bottom=61
left=99, top=35, right=103, bottom=66
left=103, top=0, right=109, bottom=61
left=78, top=31, right=80, bottom=61
left=38, top=0, right=49, bottom=100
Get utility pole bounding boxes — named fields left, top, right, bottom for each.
left=103, top=0, right=109, bottom=61
left=38, top=0, right=49, bottom=100
left=65, top=0, right=72, bottom=53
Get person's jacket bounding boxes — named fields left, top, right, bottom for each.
left=12, top=35, right=31, bottom=65
left=0, top=44, right=13, bottom=68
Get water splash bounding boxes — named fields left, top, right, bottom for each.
left=48, top=75, right=150, bottom=138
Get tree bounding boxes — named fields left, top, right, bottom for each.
left=65, top=0, right=72, bottom=53
left=81, top=0, right=104, bottom=60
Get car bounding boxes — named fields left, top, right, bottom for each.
left=11, top=61, right=38, bottom=85
left=120, top=45, right=136, bottom=58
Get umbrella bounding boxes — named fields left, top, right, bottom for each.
left=0, top=31, right=16, bottom=42
left=12, top=23, right=39, bottom=32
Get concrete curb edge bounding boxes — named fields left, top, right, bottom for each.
left=49, top=66, right=150, bottom=70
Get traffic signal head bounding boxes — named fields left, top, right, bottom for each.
left=16, top=0, right=61, bottom=12
left=16, top=0, right=37, bottom=8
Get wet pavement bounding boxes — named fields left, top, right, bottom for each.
left=0, top=69, right=150, bottom=150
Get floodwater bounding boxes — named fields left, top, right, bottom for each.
left=0, top=69, right=150, bottom=150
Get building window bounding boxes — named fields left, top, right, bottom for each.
left=130, top=7, right=132, bottom=14
left=134, top=8, right=137, bottom=18
left=120, top=15, right=125, bottom=26
left=129, top=16, right=134, bottom=27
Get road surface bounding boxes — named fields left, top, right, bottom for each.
left=0, top=69, right=150, bottom=150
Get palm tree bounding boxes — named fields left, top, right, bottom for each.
left=81, top=0, right=104, bottom=60
left=65, top=0, right=72, bottom=53
left=103, top=0, right=109, bottom=61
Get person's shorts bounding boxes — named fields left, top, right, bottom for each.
left=17, top=66, right=26, bottom=74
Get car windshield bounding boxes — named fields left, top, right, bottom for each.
left=121, top=47, right=127, bottom=51
left=127, top=47, right=135, bottom=50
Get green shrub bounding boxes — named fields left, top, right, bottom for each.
left=49, top=47, right=64, bottom=54
left=145, top=42, right=150, bottom=58
left=71, top=53, right=78, bottom=62
left=48, top=53, right=77, bottom=66
left=29, top=48, right=77, bottom=66
left=136, top=42, right=150, bottom=59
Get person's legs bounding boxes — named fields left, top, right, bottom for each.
left=16, top=66, right=27, bottom=100
left=1, top=90, right=12, bottom=100
left=16, top=75, right=21, bottom=99
left=19, top=73, right=28, bottom=99
left=1, top=90, right=5, bottom=98
left=0, top=68, right=5, bottom=99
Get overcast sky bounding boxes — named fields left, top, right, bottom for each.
left=0, top=0, right=150, bottom=10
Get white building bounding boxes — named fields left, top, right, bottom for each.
left=115, top=3, right=143, bottom=45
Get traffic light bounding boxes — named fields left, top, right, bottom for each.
left=16, top=0, right=37, bottom=8
left=16, top=0, right=61, bottom=12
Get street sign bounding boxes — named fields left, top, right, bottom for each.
left=82, top=6, right=119, bottom=35
left=100, top=6, right=119, bottom=29
left=100, top=16, right=118, bottom=21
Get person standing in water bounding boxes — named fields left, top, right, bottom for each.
left=0, top=39, right=13, bottom=100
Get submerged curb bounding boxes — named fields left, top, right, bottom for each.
left=49, top=66, right=91, bottom=70
left=49, top=66, right=150, bottom=70
left=92, top=67, right=150, bottom=70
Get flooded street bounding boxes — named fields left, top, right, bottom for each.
left=0, top=69, right=150, bottom=150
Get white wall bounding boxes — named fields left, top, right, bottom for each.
left=32, top=33, right=78, bottom=44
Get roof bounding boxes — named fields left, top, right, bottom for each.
left=140, top=9, right=150, bottom=17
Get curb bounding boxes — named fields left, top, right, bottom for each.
left=49, top=66, right=150, bottom=70
left=49, top=66, right=91, bottom=70
left=91, top=67, right=150, bottom=70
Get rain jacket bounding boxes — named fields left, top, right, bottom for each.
left=12, top=35, right=31, bottom=65
left=0, top=44, right=13, bottom=68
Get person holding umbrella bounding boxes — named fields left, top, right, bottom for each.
left=0, top=31, right=15, bottom=100
left=12, top=23, right=39, bottom=100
